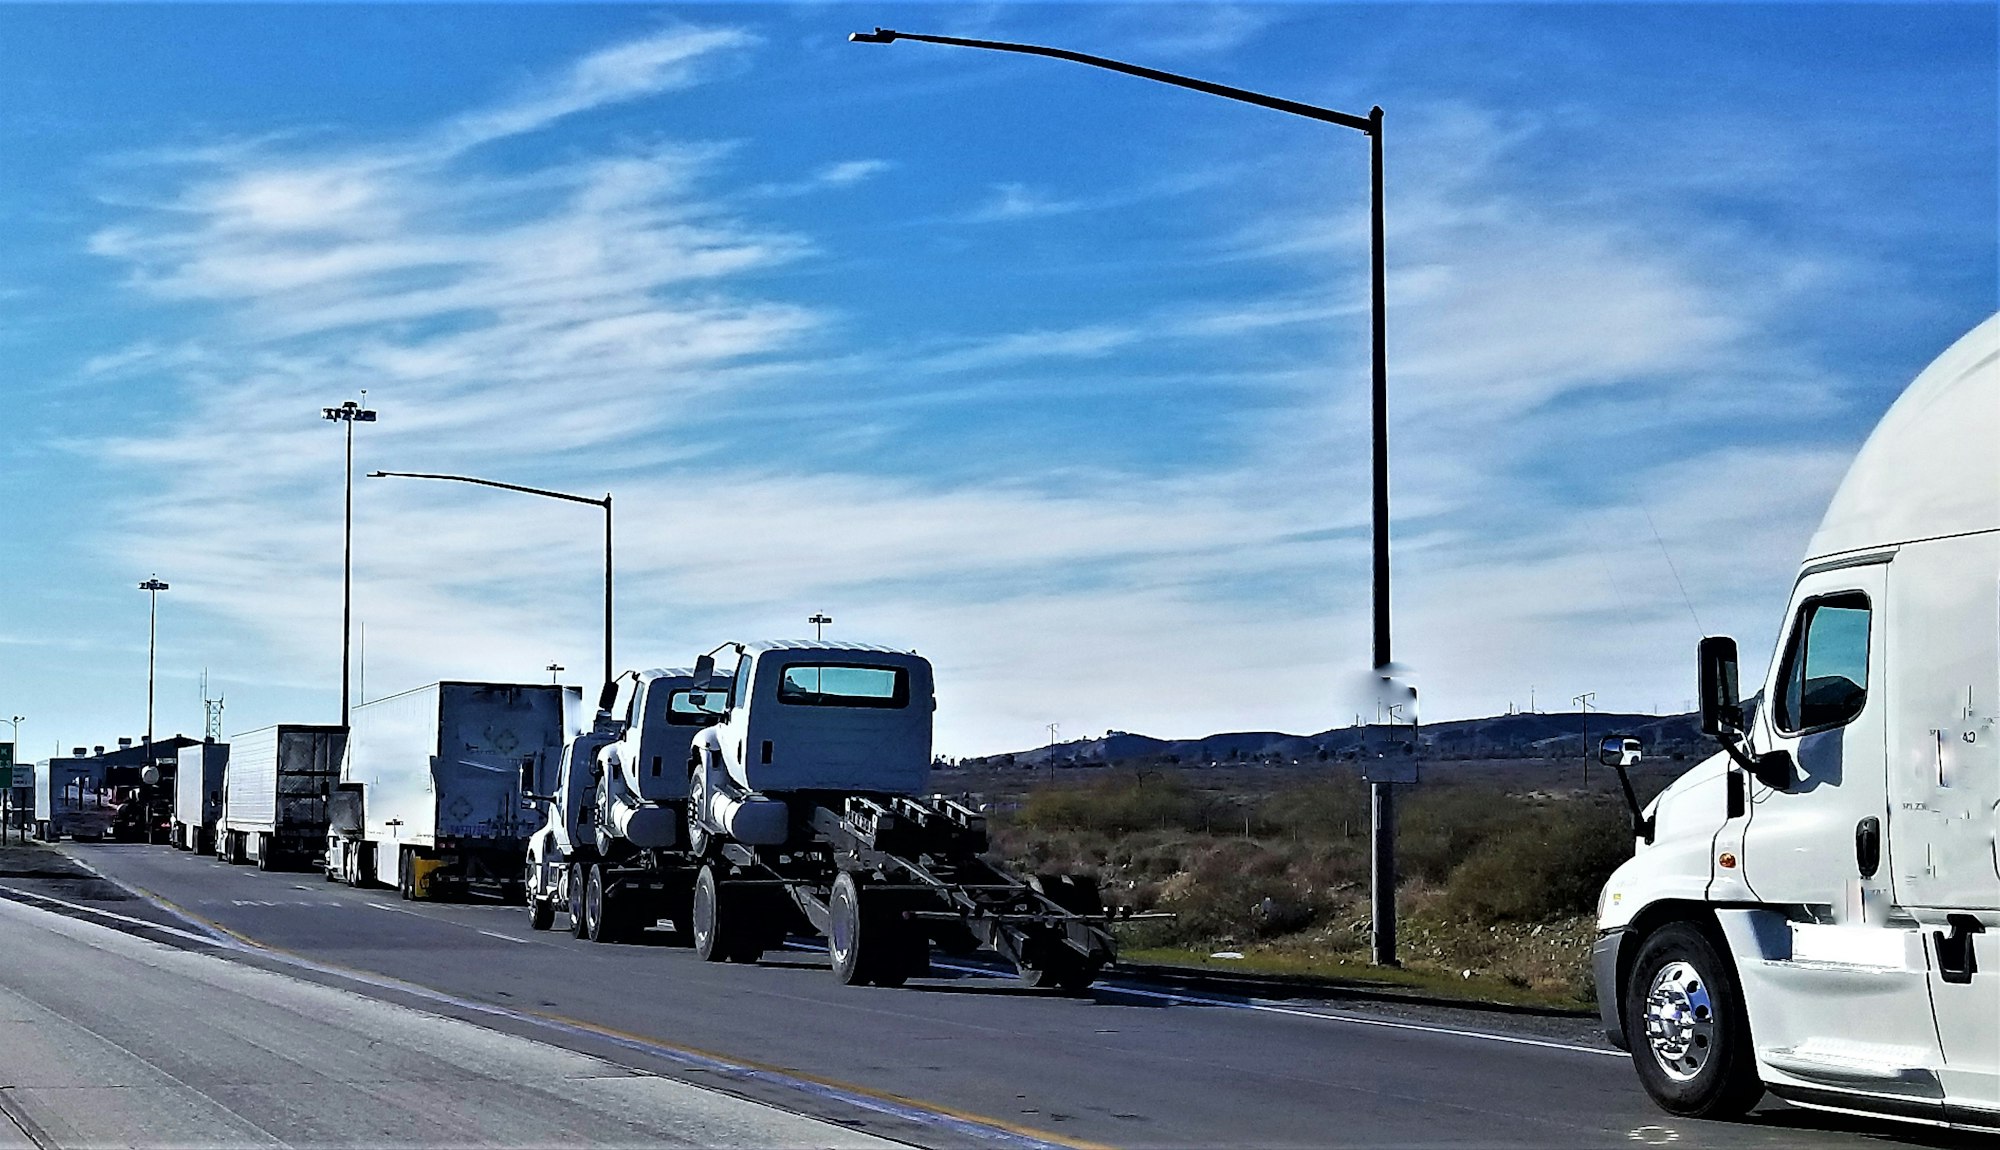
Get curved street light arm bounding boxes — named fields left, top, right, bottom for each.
left=850, top=28, right=1375, bottom=133
left=367, top=470, right=607, bottom=508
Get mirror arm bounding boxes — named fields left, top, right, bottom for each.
left=1610, top=761, right=1653, bottom=844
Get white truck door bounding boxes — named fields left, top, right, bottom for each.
left=1738, top=562, right=1945, bottom=1101
left=1895, top=551, right=2000, bottom=1120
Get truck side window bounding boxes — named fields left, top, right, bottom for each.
left=731, top=656, right=754, bottom=710
left=1775, top=592, right=1870, bottom=734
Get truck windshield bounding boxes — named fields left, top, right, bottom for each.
left=666, top=687, right=730, bottom=725
left=776, top=663, right=909, bottom=709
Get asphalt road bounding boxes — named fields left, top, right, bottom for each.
left=9, top=843, right=1943, bottom=1149
left=0, top=895, right=892, bottom=1149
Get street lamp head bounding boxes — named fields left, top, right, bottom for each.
left=324, top=401, right=378, bottom=423
left=848, top=27, right=898, bottom=43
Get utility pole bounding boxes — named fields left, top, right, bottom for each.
left=810, top=613, right=832, bottom=641
left=1574, top=691, right=1596, bottom=786
left=1046, top=722, right=1060, bottom=784
left=547, top=662, right=564, bottom=684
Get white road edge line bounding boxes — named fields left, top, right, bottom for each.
left=477, top=929, right=529, bottom=944
left=802, top=942, right=1618, bottom=1060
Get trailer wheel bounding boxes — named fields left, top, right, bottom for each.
left=1624, top=922, right=1763, bottom=1119
left=829, top=872, right=909, bottom=986
left=584, top=864, right=618, bottom=943
left=693, top=865, right=761, bottom=962
left=566, top=863, right=588, bottom=939
left=1018, top=955, right=1101, bottom=994
left=256, top=833, right=274, bottom=871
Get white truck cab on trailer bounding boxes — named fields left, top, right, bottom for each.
left=1594, top=314, right=1998, bottom=1129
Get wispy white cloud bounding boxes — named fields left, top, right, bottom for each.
left=438, top=26, right=755, bottom=155
left=962, top=181, right=1083, bottom=223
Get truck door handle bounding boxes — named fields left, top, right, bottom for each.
left=1855, top=816, right=1881, bottom=879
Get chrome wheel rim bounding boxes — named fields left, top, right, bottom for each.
left=1644, top=960, right=1715, bottom=1081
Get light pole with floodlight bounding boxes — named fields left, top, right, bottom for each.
left=370, top=471, right=613, bottom=696
left=323, top=395, right=377, bottom=727
left=849, top=27, right=1401, bottom=964
left=139, top=576, right=169, bottom=773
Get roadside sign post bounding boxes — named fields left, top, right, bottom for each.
left=0, top=742, right=14, bottom=842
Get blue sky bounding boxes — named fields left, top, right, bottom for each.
left=1, top=3, right=1993, bottom=759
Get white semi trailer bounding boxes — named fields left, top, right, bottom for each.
left=1593, top=314, right=1998, bottom=1130
left=216, top=725, right=346, bottom=870
left=172, top=741, right=227, bottom=853
left=678, top=641, right=1116, bottom=990
left=327, top=681, right=575, bottom=900
left=524, top=668, right=726, bottom=940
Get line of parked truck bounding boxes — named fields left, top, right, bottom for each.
left=49, top=641, right=1116, bottom=992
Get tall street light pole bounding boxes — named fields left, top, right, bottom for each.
left=850, top=27, right=1401, bottom=964
left=369, top=471, right=613, bottom=695
left=139, top=576, right=169, bottom=774
left=323, top=396, right=377, bottom=728
left=5, top=715, right=20, bottom=842
left=809, top=613, right=832, bottom=641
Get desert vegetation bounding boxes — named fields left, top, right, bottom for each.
left=970, top=761, right=1663, bottom=1006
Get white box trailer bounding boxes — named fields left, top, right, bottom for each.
left=1594, top=313, right=1998, bottom=1131
left=216, top=725, right=344, bottom=871
left=327, top=681, right=576, bottom=901
left=172, top=742, right=228, bottom=853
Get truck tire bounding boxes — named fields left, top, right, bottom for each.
left=256, top=834, right=274, bottom=871
left=1018, top=954, right=1101, bottom=994
left=527, top=863, right=555, bottom=931
left=1624, top=922, right=1763, bottom=1119
left=567, top=863, right=588, bottom=939
left=399, top=848, right=415, bottom=900
left=829, top=872, right=911, bottom=986
left=230, top=832, right=248, bottom=866
left=693, top=865, right=761, bottom=963
left=584, top=864, right=616, bottom=943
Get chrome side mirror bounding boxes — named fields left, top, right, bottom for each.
left=1598, top=735, right=1641, bottom=768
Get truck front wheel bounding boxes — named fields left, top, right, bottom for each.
left=527, top=862, right=555, bottom=931
left=1624, top=922, right=1763, bottom=1119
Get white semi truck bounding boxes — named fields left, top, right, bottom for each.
left=679, top=641, right=1116, bottom=990
left=216, top=725, right=346, bottom=870
left=327, top=681, right=575, bottom=900
left=1593, top=314, right=1997, bottom=1130
left=172, top=740, right=228, bottom=853
left=523, top=668, right=726, bottom=940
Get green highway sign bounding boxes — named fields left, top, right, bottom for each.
left=0, top=741, right=12, bottom=789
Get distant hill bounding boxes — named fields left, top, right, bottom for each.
left=960, top=710, right=1705, bottom=768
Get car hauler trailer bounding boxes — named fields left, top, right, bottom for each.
left=172, top=741, right=227, bottom=853
left=1593, top=314, right=1998, bottom=1131
left=216, top=725, right=344, bottom=870
left=524, top=668, right=725, bottom=940
left=675, top=641, right=1115, bottom=990
left=328, top=682, right=575, bottom=901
